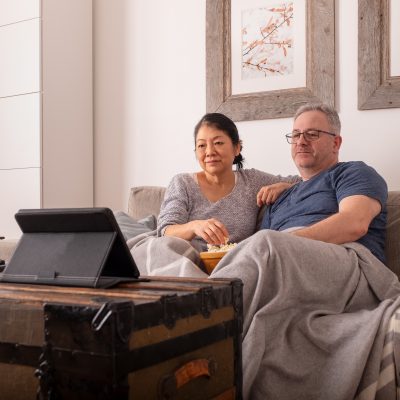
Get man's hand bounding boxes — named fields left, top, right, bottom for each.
left=290, top=195, right=382, bottom=244
left=257, top=182, right=293, bottom=207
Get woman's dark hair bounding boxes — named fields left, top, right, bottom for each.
left=194, top=113, right=244, bottom=169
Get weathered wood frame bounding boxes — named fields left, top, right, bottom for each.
left=358, top=0, right=400, bottom=110
left=206, top=0, right=335, bottom=122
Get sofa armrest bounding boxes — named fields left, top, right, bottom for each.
left=127, top=186, right=166, bottom=220
left=386, top=191, right=400, bottom=278
left=0, top=239, right=19, bottom=263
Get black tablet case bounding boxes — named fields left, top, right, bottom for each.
left=0, top=208, right=140, bottom=288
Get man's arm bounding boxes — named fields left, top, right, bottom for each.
left=290, top=195, right=382, bottom=244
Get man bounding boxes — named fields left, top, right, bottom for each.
left=212, top=103, right=400, bottom=400
left=260, top=103, right=386, bottom=263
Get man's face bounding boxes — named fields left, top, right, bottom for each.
left=291, top=110, right=342, bottom=179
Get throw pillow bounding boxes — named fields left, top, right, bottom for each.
left=114, top=211, right=157, bottom=241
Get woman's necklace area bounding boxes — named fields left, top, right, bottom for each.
left=198, top=172, right=236, bottom=203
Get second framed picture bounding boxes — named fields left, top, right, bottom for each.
left=358, top=0, right=400, bottom=110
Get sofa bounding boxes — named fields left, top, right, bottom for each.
left=1, top=186, right=400, bottom=278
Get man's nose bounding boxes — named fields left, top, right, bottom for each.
left=296, top=132, right=308, bottom=144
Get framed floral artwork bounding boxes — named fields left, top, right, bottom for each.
left=206, top=0, right=335, bottom=121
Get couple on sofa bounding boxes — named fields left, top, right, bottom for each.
left=129, top=103, right=400, bottom=399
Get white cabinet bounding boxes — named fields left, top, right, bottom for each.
left=0, top=0, right=93, bottom=238
left=0, top=94, right=40, bottom=169
left=0, top=0, right=40, bottom=26
left=0, top=18, right=40, bottom=97
left=0, top=169, right=41, bottom=238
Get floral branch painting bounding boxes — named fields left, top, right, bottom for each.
left=206, top=0, right=334, bottom=120
left=241, top=2, right=294, bottom=80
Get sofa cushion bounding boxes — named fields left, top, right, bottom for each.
left=114, top=211, right=157, bottom=241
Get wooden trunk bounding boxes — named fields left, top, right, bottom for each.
left=0, top=276, right=242, bottom=400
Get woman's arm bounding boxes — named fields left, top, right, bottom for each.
left=256, top=182, right=294, bottom=207
left=248, top=169, right=300, bottom=207
left=158, top=174, right=229, bottom=245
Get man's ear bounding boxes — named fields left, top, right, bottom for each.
left=333, top=135, right=342, bottom=153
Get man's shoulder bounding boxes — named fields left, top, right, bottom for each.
left=331, top=161, right=368, bottom=173
left=329, top=161, right=387, bottom=201
left=329, top=161, right=384, bottom=181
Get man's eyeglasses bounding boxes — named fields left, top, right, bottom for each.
left=285, top=130, right=336, bottom=144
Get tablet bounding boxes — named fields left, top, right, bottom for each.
left=0, top=207, right=140, bottom=288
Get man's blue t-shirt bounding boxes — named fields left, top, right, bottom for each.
left=260, top=161, right=388, bottom=263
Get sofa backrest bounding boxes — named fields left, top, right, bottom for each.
left=128, top=186, right=166, bottom=220
left=128, top=187, right=400, bottom=277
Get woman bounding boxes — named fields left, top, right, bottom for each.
left=129, top=113, right=298, bottom=276
left=157, top=112, right=299, bottom=252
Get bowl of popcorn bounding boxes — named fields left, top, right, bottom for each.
left=200, top=240, right=237, bottom=274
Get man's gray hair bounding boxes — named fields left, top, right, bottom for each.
left=294, top=103, right=341, bottom=135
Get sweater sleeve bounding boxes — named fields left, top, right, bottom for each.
left=244, top=168, right=300, bottom=191
left=157, top=174, right=191, bottom=236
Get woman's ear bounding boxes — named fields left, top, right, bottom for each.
left=236, top=140, right=243, bottom=156
left=234, top=145, right=240, bottom=156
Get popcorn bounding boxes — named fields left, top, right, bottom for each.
left=207, top=238, right=237, bottom=253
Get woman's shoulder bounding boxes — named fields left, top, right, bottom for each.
left=167, top=173, right=197, bottom=190
left=237, top=168, right=262, bottom=178
left=169, top=172, right=195, bottom=183
left=236, top=168, right=274, bottom=182
left=236, top=168, right=299, bottom=189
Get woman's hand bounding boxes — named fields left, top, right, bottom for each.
left=256, top=182, right=292, bottom=207
left=164, top=218, right=229, bottom=245
left=191, top=218, right=229, bottom=245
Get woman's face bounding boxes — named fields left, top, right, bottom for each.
left=195, top=125, right=240, bottom=175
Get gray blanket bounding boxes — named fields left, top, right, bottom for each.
left=128, top=230, right=400, bottom=400
left=128, top=230, right=209, bottom=278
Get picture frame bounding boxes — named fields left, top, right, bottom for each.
left=358, top=0, right=400, bottom=110
left=206, top=0, right=335, bottom=122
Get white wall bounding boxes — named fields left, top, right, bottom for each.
left=0, top=0, right=93, bottom=238
left=94, top=0, right=400, bottom=212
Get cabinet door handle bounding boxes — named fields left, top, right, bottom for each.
left=158, top=358, right=217, bottom=399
